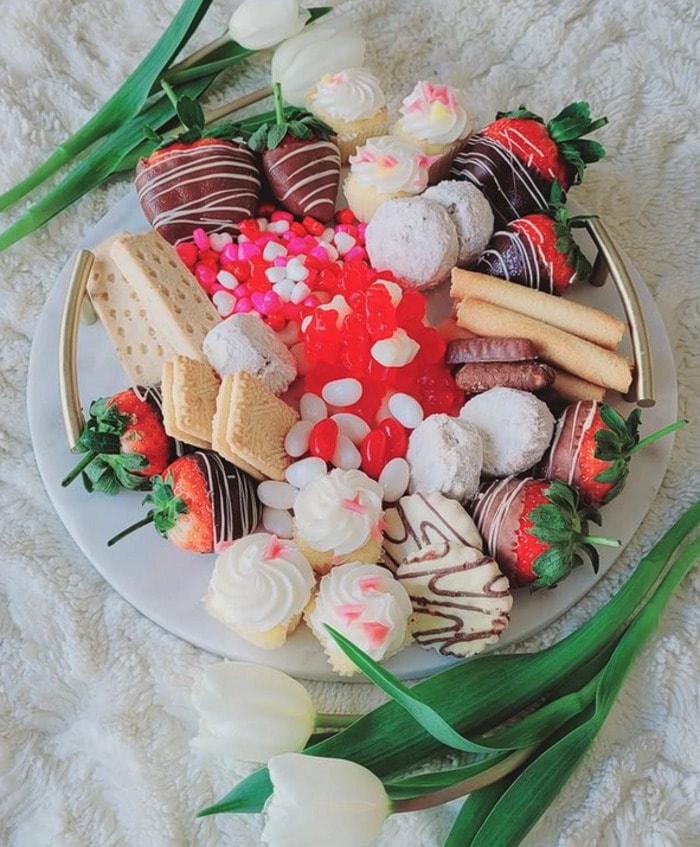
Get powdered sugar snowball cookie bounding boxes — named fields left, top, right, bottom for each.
left=305, top=562, right=413, bottom=676
left=293, top=468, right=385, bottom=574
left=305, top=68, right=389, bottom=164
left=397, top=541, right=513, bottom=658
left=393, top=81, right=474, bottom=182
left=344, top=135, right=435, bottom=222
left=423, top=181, right=494, bottom=267
left=382, top=491, right=482, bottom=571
left=406, top=414, right=483, bottom=501
left=459, top=387, right=555, bottom=477
left=204, top=533, right=315, bottom=649
left=203, top=313, right=297, bottom=395
left=365, top=197, right=459, bottom=291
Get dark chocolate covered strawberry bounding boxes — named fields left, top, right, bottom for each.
left=540, top=401, right=687, bottom=507
left=62, top=387, right=173, bottom=495
left=476, top=184, right=592, bottom=294
left=108, top=451, right=261, bottom=553
left=136, top=92, right=261, bottom=244
left=470, top=477, right=618, bottom=589
left=450, top=101, right=607, bottom=225
left=249, top=83, right=340, bottom=223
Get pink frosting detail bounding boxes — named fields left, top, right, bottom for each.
left=336, top=603, right=365, bottom=622
left=214, top=540, right=235, bottom=554
left=361, top=621, right=391, bottom=647
left=342, top=492, right=367, bottom=515
left=263, top=535, right=287, bottom=561
left=358, top=576, right=382, bottom=593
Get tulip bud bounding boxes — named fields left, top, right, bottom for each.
left=229, top=0, right=310, bottom=51
left=263, top=753, right=391, bottom=847
left=271, top=17, right=366, bottom=106
left=192, top=662, right=316, bottom=763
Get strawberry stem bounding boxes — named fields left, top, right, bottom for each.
left=107, top=514, right=155, bottom=547
left=61, top=451, right=97, bottom=488
left=580, top=535, right=621, bottom=548
left=627, top=419, right=688, bottom=456
left=272, top=82, right=285, bottom=126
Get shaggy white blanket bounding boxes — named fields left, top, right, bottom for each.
left=1, top=0, right=699, bottom=845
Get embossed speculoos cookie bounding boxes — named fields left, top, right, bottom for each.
left=396, top=541, right=513, bottom=659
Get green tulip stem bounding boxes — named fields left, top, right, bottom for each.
left=315, top=712, right=360, bottom=731
left=203, top=85, right=274, bottom=126
left=166, top=31, right=232, bottom=75
left=392, top=745, right=539, bottom=813
left=273, top=82, right=286, bottom=126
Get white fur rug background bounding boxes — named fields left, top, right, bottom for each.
left=1, top=0, right=699, bottom=845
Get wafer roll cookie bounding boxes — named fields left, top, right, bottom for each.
left=550, top=369, right=607, bottom=403
left=456, top=299, right=633, bottom=393
left=450, top=269, right=626, bottom=350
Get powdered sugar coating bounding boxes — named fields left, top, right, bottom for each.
left=406, top=414, right=483, bottom=500
left=203, top=313, right=297, bottom=395
left=365, top=197, right=459, bottom=290
left=459, top=388, right=555, bottom=477
left=423, top=180, right=494, bottom=267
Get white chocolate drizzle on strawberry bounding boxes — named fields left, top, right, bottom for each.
left=264, top=140, right=341, bottom=221
left=541, top=400, right=599, bottom=485
left=470, top=476, right=530, bottom=565
left=478, top=217, right=562, bottom=294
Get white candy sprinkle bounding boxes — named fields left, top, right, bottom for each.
left=256, top=217, right=269, bottom=231
left=319, top=240, right=339, bottom=261
left=209, top=232, right=232, bottom=252
left=287, top=262, right=309, bottom=282
left=321, top=227, right=335, bottom=242
left=334, top=231, right=356, bottom=256
left=300, top=315, right=312, bottom=333
left=374, top=278, right=403, bottom=306
left=318, top=294, right=351, bottom=328
left=216, top=270, right=237, bottom=290
left=378, top=458, right=410, bottom=503
left=212, top=290, right=235, bottom=316
left=262, top=241, right=287, bottom=261
left=331, top=413, right=371, bottom=445
left=331, top=434, right=362, bottom=470
left=238, top=234, right=250, bottom=243
left=285, top=456, right=327, bottom=489
left=257, top=480, right=298, bottom=510
left=322, top=378, right=362, bottom=407
left=290, top=281, right=311, bottom=304
left=273, top=279, right=296, bottom=302
left=370, top=329, right=420, bottom=368
left=300, top=393, right=327, bottom=422
left=388, top=393, right=425, bottom=429
left=267, top=220, right=290, bottom=234
left=262, top=506, right=294, bottom=538
left=285, top=420, right=314, bottom=457
left=265, top=266, right=288, bottom=284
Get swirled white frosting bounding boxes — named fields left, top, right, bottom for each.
left=348, top=136, right=434, bottom=194
left=205, top=533, right=315, bottom=633
left=307, top=68, right=386, bottom=122
left=307, top=562, right=412, bottom=666
left=294, top=469, right=384, bottom=555
left=396, top=81, right=473, bottom=144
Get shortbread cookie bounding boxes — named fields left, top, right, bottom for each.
left=87, top=237, right=173, bottom=386
left=212, top=372, right=298, bottom=482
left=161, top=357, right=220, bottom=448
left=203, top=313, right=297, bottom=395
left=382, top=492, right=482, bottom=571
left=396, top=542, right=512, bottom=658
left=109, top=230, right=220, bottom=361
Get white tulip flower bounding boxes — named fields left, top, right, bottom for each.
left=263, top=753, right=391, bottom=847
left=191, top=662, right=316, bottom=763
left=271, top=17, right=366, bottom=106
left=229, top=0, right=310, bottom=51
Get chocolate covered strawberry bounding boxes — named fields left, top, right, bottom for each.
left=249, top=83, right=340, bottom=223
left=108, top=451, right=261, bottom=553
left=540, top=401, right=688, bottom=506
left=62, top=387, right=173, bottom=495
left=136, top=92, right=261, bottom=244
left=450, top=101, right=607, bottom=225
left=476, top=184, right=592, bottom=294
left=470, top=477, right=618, bottom=589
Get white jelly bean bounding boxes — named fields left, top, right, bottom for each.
left=273, top=279, right=296, bottom=302
left=290, top=281, right=311, bottom=304
left=285, top=457, right=327, bottom=489
left=257, top=480, right=298, bottom=510
left=388, top=392, right=425, bottom=429
left=378, top=457, right=410, bottom=503
left=331, top=434, right=362, bottom=470
left=262, top=506, right=294, bottom=538
left=332, top=413, right=371, bottom=445
left=322, top=378, right=362, bottom=407
left=212, top=290, right=235, bottom=316
left=300, top=393, right=327, bottom=422
left=265, top=266, right=288, bottom=284
left=285, top=420, right=313, bottom=457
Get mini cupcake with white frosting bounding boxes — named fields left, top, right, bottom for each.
left=306, top=68, right=389, bottom=163
left=293, top=468, right=385, bottom=573
left=204, top=533, right=315, bottom=649
left=393, top=81, right=474, bottom=182
left=344, top=135, right=436, bottom=222
left=306, top=561, right=413, bottom=675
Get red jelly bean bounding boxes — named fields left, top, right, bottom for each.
left=377, top=418, right=408, bottom=460
left=360, top=429, right=388, bottom=479
left=309, top=418, right=339, bottom=462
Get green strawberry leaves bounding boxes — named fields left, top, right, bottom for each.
left=248, top=81, right=332, bottom=152
left=591, top=405, right=642, bottom=496
left=143, top=473, right=188, bottom=537
left=547, top=102, right=608, bottom=184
